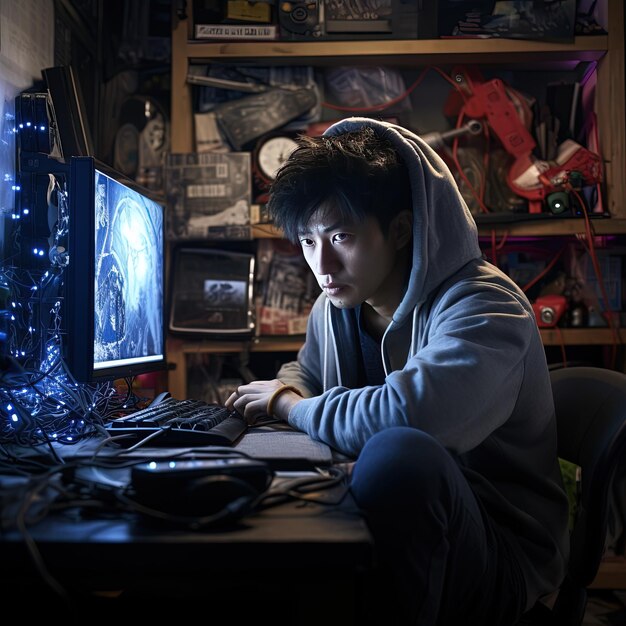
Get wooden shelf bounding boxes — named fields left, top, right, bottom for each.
left=166, top=328, right=626, bottom=399
left=251, top=223, right=283, bottom=238
left=539, top=328, right=626, bottom=345
left=252, top=218, right=626, bottom=239
left=168, top=335, right=305, bottom=354
left=169, top=329, right=626, bottom=353
left=476, top=218, right=626, bottom=236
left=183, top=36, right=609, bottom=67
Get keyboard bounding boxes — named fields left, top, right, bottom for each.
left=105, top=396, right=247, bottom=447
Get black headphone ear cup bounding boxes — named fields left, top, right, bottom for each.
left=184, top=475, right=261, bottom=518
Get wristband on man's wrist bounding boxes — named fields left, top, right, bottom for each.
left=267, top=384, right=303, bottom=418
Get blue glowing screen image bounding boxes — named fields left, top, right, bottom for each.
left=93, top=169, right=164, bottom=371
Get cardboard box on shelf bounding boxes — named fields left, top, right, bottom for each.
left=165, top=152, right=252, bottom=240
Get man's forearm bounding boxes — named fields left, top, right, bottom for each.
left=273, top=390, right=303, bottom=422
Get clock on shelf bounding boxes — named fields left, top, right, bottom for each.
left=252, top=133, right=299, bottom=203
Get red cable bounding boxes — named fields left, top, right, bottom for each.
left=571, top=185, right=619, bottom=368
left=521, top=246, right=567, bottom=293
left=450, top=111, right=491, bottom=214
left=495, top=231, right=509, bottom=250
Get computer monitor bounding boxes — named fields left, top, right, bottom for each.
left=65, top=156, right=166, bottom=382
left=42, top=65, right=94, bottom=158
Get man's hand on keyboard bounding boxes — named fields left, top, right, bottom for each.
left=225, top=379, right=304, bottom=425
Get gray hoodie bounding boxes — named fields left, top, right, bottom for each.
left=277, top=117, right=570, bottom=609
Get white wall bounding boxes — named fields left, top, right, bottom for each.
left=0, top=0, right=54, bottom=256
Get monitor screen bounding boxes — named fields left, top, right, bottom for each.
left=169, top=246, right=255, bottom=337
left=66, top=156, right=166, bottom=382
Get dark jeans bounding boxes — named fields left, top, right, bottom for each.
left=350, top=427, right=526, bottom=626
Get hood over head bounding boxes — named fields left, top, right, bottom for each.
left=323, top=117, right=482, bottom=324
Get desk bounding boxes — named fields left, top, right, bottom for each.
left=0, top=438, right=374, bottom=625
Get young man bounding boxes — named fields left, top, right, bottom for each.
left=225, top=117, right=569, bottom=625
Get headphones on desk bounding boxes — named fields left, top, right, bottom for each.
left=127, top=457, right=274, bottom=529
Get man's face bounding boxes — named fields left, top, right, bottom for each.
left=298, top=206, right=404, bottom=311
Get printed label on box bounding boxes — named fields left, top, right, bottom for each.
left=165, top=152, right=251, bottom=240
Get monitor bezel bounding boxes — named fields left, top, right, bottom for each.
left=43, top=65, right=94, bottom=158
left=66, top=156, right=167, bottom=383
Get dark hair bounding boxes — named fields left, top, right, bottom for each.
left=267, top=127, right=412, bottom=243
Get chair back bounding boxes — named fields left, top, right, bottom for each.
left=550, top=366, right=626, bottom=588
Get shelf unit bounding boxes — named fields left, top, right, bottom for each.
left=169, top=1, right=626, bottom=366
left=171, top=16, right=626, bottom=225
left=169, top=3, right=626, bottom=590
left=249, top=218, right=626, bottom=238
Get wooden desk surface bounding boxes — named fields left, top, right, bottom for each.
left=3, top=489, right=372, bottom=575
left=1, top=430, right=373, bottom=624
left=1, top=445, right=373, bottom=581
left=2, top=474, right=373, bottom=624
